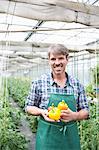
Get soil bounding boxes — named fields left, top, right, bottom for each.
left=10, top=97, right=36, bottom=150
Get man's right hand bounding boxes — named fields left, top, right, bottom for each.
left=41, top=109, right=58, bottom=122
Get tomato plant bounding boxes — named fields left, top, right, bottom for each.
left=0, top=79, right=28, bottom=150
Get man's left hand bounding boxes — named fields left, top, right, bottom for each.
left=60, top=108, right=77, bottom=122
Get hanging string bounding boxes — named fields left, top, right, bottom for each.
left=1, top=0, right=16, bottom=134
left=94, top=42, right=98, bottom=120
left=5, top=0, right=16, bottom=99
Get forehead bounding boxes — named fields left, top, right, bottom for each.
left=49, top=53, right=65, bottom=58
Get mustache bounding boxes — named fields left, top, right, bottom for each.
left=53, top=63, right=63, bottom=68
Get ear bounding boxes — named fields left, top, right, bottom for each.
left=66, top=55, right=69, bottom=61
left=48, top=58, right=51, bottom=66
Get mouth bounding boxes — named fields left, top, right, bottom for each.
left=54, top=66, right=62, bottom=73
left=53, top=63, right=63, bottom=68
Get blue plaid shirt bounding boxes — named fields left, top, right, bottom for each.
left=26, top=72, right=89, bottom=111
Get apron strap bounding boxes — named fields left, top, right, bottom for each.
left=59, top=125, right=67, bottom=136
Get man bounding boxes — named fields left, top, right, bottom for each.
left=25, top=44, right=89, bottom=150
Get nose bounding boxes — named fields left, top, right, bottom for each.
left=55, top=59, right=60, bottom=65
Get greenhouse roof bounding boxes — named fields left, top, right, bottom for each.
left=0, top=0, right=99, bottom=73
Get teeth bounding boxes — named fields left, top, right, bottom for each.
left=53, top=63, right=63, bottom=68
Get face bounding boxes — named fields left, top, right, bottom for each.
left=49, top=53, right=68, bottom=76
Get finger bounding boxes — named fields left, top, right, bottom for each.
left=61, top=110, right=68, bottom=113
left=61, top=116, right=69, bottom=121
left=44, top=115, right=60, bottom=122
left=61, top=119, right=69, bottom=123
left=46, top=118, right=56, bottom=122
left=61, top=110, right=70, bottom=114
left=60, top=112, right=69, bottom=117
left=43, top=115, right=55, bottom=122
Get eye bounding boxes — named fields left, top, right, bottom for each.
left=50, top=58, right=56, bottom=61
left=58, top=57, right=64, bottom=60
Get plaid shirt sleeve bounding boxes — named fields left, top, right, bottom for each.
left=77, top=82, right=89, bottom=111
left=25, top=80, right=40, bottom=108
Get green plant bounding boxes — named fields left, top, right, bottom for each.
left=0, top=129, right=28, bottom=150
left=8, top=77, right=38, bottom=133
left=26, top=115, right=38, bottom=133
left=78, top=103, right=99, bottom=150
left=8, top=77, right=31, bottom=108
left=91, top=65, right=99, bottom=86
left=0, top=78, right=28, bottom=150
left=85, top=84, right=96, bottom=99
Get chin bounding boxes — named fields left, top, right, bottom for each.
left=55, top=71, right=62, bottom=75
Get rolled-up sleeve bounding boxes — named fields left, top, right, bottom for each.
left=77, top=83, right=89, bottom=111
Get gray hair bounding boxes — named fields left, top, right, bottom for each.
left=48, top=44, right=69, bottom=58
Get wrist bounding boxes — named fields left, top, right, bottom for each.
left=39, top=108, right=44, bottom=115
left=73, top=112, right=79, bottom=121
left=39, top=108, right=47, bottom=116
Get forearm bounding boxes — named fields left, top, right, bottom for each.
left=73, top=109, right=89, bottom=121
left=26, top=106, right=44, bottom=116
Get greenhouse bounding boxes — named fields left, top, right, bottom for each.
left=0, top=0, right=99, bottom=150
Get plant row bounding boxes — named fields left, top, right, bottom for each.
left=0, top=79, right=28, bottom=150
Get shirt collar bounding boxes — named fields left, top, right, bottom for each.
left=49, top=72, right=55, bottom=86
left=49, top=72, right=71, bottom=86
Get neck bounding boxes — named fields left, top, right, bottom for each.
left=53, top=73, right=66, bottom=81
left=52, top=72, right=67, bottom=88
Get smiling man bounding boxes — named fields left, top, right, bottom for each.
left=25, top=44, right=89, bottom=150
